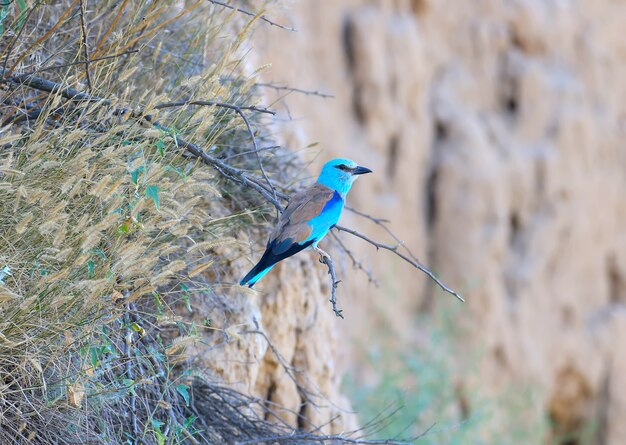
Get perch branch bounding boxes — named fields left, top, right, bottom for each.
left=313, top=246, right=343, bottom=318
left=2, top=68, right=462, bottom=310
left=221, top=144, right=281, bottom=161
left=330, top=231, right=378, bottom=286
left=334, top=225, right=464, bottom=303
left=206, top=0, right=295, bottom=32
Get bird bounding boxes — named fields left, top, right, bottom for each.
left=240, top=158, right=372, bottom=287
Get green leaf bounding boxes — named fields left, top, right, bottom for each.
left=164, top=165, right=186, bottom=180
left=176, top=383, right=190, bottom=407
left=155, top=139, right=166, bottom=156
left=130, top=322, right=145, bottom=336
left=89, top=347, right=100, bottom=368
left=151, top=419, right=166, bottom=445
left=131, top=166, right=145, bottom=185
left=151, top=419, right=164, bottom=428
left=0, top=265, right=12, bottom=283
left=183, top=415, right=197, bottom=429
left=87, top=260, right=96, bottom=278
left=145, top=185, right=160, bottom=210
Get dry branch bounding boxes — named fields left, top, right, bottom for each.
left=78, top=0, right=92, bottom=91
left=314, top=246, right=343, bottom=318
left=206, top=0, right=295, bottom=32
left=334, top=225, right=465, bottom=302
left=255, top=82, right=335, bottom=99
left=1, top=66, right=464, bottom=312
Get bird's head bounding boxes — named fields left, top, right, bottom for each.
left=317, top=158, right=372, bottom=195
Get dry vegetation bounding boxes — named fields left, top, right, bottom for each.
left=0, top=1, right=295, bottom=443
left=0, top=1, right=450, bottom=444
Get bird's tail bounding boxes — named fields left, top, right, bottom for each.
left=240, top=263, right=274, bottom=288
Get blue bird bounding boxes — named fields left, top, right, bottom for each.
left=240, top=158, right=372, bottom=287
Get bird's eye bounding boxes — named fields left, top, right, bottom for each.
left=336, top=164, right=348, bottom=171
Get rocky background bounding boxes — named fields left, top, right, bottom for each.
left=229, top=0, right=626, bottom=444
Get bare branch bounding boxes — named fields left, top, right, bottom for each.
left=154, top=99, right=279, bottom=204
left=0, top=69, right=286, bottom=210
left=206, top=0, right=296, bottom=32
left=314, top=246, right=343, bottom=318
left=334, top=225, right=464, bottom=303
left=154, top=100, right=275, bottom=115
left=330, top=231, right=379, bottom=286
left=36, top=50, right=139, bottom=73
left=221, top=144, right=281, bottom=161
left=254, top=82, right=334, bottom=99
left=174, top=135, right=285, bottom=211
left=0, top=67, right=108, bottom=103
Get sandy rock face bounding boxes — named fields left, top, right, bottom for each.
left=249, top=0, right=626, bottom=442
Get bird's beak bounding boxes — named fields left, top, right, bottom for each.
left=353, top=166, right=372, bottom=175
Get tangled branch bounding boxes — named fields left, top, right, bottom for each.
left=1, top=67, right=464, bottom=314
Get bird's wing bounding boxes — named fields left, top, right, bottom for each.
left=241, top=183, right=342, bottom=285
left=269, top=182, right=340, bottom=255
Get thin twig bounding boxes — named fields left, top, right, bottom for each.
left=254, top=82, right=334, bottom=99
left=78, top=0, right=92, bottom=91
left=206, top=0, right=295, bottom=32
left=330, top=231, right=378, bottom=286
left=313, top=246, right=343, bottom=318
left=36, top=50, right=139, bottom=73
left=334, top=225, right=464, bottom=302
left=221, top=144, right=280, bottom=161
left=173, top=135, right=285, bottom=211
left=5, top=0, right=81, bottom=76
left=154, top=99, right=279, bottom=205
left=233, top=106, right=278, bottom=204
left=154, top=100, right=275, bottom=115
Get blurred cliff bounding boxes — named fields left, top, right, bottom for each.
left=254, top=1, right=626, bottom=443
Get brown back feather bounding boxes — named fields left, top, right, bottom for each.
left=270, top=182, right=335, bottom=247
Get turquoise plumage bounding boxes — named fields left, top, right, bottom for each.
left=240, top=158, right=372, bottom=287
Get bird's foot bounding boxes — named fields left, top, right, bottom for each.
left=313, top=246, right=330, bottom=264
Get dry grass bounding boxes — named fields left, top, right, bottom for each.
left=0, top=1, right=292, bottom=443
left=1, top=2, right=422, bottom=444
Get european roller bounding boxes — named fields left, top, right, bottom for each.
left=240, top=158, right=372, bottom=287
